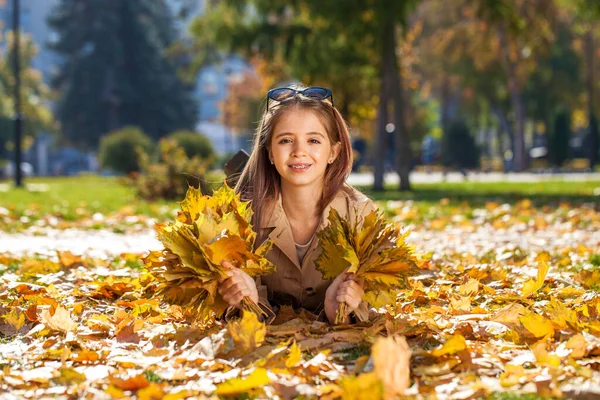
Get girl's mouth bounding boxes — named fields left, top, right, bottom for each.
left=289, top=164, right=312, bottom=172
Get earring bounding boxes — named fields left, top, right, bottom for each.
left=270, top=160, right=274, bottom=164
left=328, top=159, right=333, bottom=164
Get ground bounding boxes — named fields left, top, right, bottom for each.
left=0, top=176, right=599, bottom=399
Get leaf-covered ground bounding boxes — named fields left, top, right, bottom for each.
left=1, top=197, right=599, bottom=399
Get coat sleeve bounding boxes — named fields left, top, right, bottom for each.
left=223, top=276, right=276, bottom=324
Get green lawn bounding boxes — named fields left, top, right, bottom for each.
left=359, top=180, right=600, bottom=205
left=0, top=175, right=168, bottom=220
left=0, top=175, right=597, bottom=224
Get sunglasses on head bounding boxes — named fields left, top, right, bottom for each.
left=266, top=86, right=334, bottom=110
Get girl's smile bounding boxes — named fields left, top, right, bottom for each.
left=269, top=110, right=340, bottom=189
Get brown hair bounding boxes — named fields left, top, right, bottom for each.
left=235, top=84, right=354, bottom=231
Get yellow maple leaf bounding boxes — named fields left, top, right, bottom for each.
left=215, top=368, right=271, bottom=396
left=315, top=208, right=420, bottom=323
left=146, top=184, right=275, bottom=319
left=546, top=296, right=578, bottom=330
left=285, top=341, right=302, bottom=368
left=340, top=372, right=382, bottom=400
left=522, top=261, right=550, bottom=297
left=531, top=340, right=561, bottom=367
left=519, top=311, right=554, bottom=339
left=458, top=278, right=480, bottom=297
left=431, top=334, right=467, bottom=357
left=226, top=311, right=266, bottom=356
left=3, top=310, right=26, bottom=331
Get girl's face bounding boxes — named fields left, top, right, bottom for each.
left=269, top=109, right=340, bottom=191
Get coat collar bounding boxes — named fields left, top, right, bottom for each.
left=265, top=191, right=348, bottom=271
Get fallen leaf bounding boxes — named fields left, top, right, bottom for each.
left=522, top=261, right=550, bottom=297
left=215, top=368, right=271, bottom=395
left=372, top=335, right=411, bottom=398
left=566, top=333, right=587, bottom=359
left=225, top=311, right=266, bottom=356
left=53, top=367, right=87, bottom=385
left=109, top=374, right=150, bottom=391
left=285, top=341, right=302, bottom=368
left=519, top=311, right=554, bottom=339
left=431, top=334, right=467, bottom=357
left=40, top=306, right=77, bottom=333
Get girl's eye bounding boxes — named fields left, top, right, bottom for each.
left=279, top=138, right=292, bottom=144
left=309, top=139, right=321, bottom=144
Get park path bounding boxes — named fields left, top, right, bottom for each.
left=347, top=171, right=600, bottom=185
left=1, top=225, right=597, bottom=259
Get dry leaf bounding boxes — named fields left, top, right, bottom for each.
left=315, top=208, right=420, bottom=323
left=285, top=341, right=302, bottom=368
left=431, top=334, right=467, bottom=357
left=145, top=184, right=275, bottom=319
left=522, top=261, right=550, bottom=297
left=215, top=368, right=271, bottom=396
left=372, top=335, right=411, bottom=398
left=519, top=311, right=554, bottom=339
left=225, top=311, right=266, bottom=356
left=40, top=306, right=77, bottom=333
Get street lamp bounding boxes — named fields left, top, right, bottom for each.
left=12, top=0, right=23, bottom=187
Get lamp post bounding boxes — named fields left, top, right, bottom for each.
left=12, top=0, right=23, bottom=187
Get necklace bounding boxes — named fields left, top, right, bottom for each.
left=295, top=233, right=315, bottom=247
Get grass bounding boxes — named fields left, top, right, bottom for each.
left=358, top=180, right=600, bottom=205
left=341, top=344, right=371, bottom=361
left=0, top=173, right=225, bottom=221
left=0, top=175, right=597, bottom=224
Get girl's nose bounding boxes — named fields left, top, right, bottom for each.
left=292, top=142, right=307, bottom=157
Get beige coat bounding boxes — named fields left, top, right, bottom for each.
left=252, top=187, right=376, bottom=324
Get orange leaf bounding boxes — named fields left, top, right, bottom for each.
left=372, top=335, right=411, bottom=398
left=109, top=374, right=150, bottom=391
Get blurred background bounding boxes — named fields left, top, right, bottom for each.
left=0, top=0, right=599, bottom=194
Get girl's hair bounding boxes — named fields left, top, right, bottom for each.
left=235, top=84, right=354, bottom=232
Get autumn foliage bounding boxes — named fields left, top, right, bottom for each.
left=315, top=208, right=421, bottom=323
left=143, top=184, right=275, bottom=320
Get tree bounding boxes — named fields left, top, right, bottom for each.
left=190, top=0, right=418, bottom=191
left=441, top=119, right=480, bottom=169
left=569, top=0, right=600, bottom=169
left=548, top=109, right=571, bottom=166
left=47, top=0, right=197, bottom=150
left=414, top=0, right=559, bottom=171
left=0, top=31, right=56, bottom=163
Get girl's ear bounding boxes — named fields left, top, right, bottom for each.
left=330, top=142, right=342, bottom=162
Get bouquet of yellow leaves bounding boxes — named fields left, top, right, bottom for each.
left=144, top=184, right=275, bottom=320
left=315, top=208, right=420, bottom=324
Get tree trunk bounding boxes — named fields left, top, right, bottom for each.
left=373, top=23, right=393, bottom=191
left=585, top=29, right=598, bottom=169
left=490, top=100, right=515, bottom=161
left=440, top=76, right=451, bottom=129
left=498, top=25, right=526, bottom=172
left=389, top=24, right=411, bottom=191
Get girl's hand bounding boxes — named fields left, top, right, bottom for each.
left=217, top=261, right=259, bottom=307
left=325, top=271, right=365, bottom=324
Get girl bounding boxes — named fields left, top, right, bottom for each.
left=218, top=85, right=375, bottom=325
